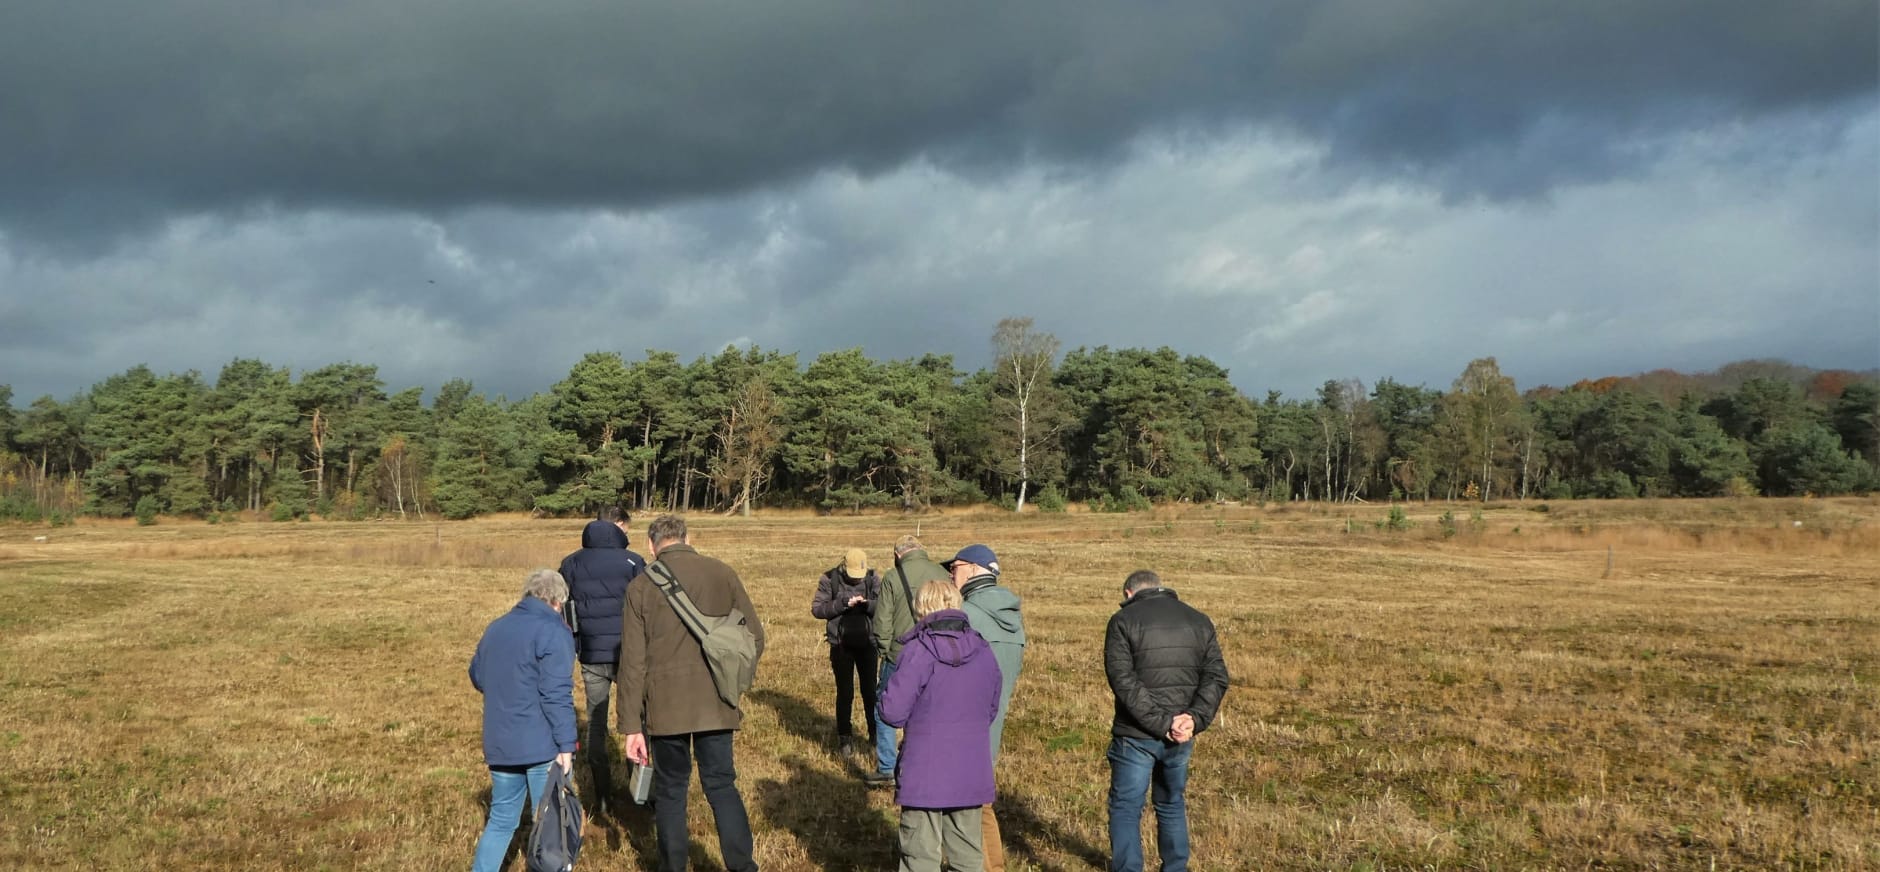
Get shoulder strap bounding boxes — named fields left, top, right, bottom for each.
left=645, top=559, right=711, bottom=642
left=893, top=553, right=917, bottom=624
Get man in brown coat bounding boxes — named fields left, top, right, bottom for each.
left=617, top=515, right=767, bottom=872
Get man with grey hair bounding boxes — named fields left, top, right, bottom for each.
left=468, top=569, right=577, bottom=872
left=617, top=515, right=766, bottom=872
left=867, top=534, right=950, bottom=786
left=1104, top=569, right=1229, bottom=872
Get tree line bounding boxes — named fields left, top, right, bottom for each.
left=1, top=319, right=1874, bottom=523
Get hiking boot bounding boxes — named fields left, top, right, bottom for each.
left=862, top=770, right=895, bottom=788
left=837, top=736, right=855, bottom=756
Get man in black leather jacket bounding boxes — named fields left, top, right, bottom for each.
left=1103, top=569, right=1229, bottom=872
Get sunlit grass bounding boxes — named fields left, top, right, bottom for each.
left=1, top=497, right=1876, bottom=869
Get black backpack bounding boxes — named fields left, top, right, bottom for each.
left=527, top=763, right=584, bottom=872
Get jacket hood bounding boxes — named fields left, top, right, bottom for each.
left=902, top=608, right=984, bottom=667
left=581, top=519, right=628, bottom=549
left=961, top=578, right=1024, bottom=633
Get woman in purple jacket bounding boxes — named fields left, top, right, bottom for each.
left=878, top=580, right=1003, bottom=872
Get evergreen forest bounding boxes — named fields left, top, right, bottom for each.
left=2, top=319, right=1875, bottom=523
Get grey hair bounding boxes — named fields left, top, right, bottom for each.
left=1123, top=569, right=1161, bottom=594
left=647, top=514, right=688, bottom=547
left=894, top=534, right=922, bottom=555
left=522, top=568, right=569, bottom=605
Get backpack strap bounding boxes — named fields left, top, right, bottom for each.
left=893, top=553, right=918, bottom=625
left=645, top=559, right=710, bottom=643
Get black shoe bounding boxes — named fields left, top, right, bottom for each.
left=837, top=736, right=855, bottom=756
left=862, top=770, right=895, bottom=788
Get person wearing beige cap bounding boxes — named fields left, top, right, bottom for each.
left=811, top=548, right=882, bottom=756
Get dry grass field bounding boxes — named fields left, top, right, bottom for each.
left=1, top=498, right=1876, bottom=871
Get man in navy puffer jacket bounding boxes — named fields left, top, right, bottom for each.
left=557, top=505, right=645, bottom=813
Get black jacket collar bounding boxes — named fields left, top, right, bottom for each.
left=1121, top=586, right=1178, bottom=608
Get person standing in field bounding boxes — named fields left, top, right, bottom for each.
left=1103, top=570, right=1230, bottom=872
left=944, top=544, right=1026, bottom=872
left=468, top=569, right=577, bottom=872
left=878, top=580, right=1002, bottom=872
left=557, top=504, right=645, bottom=814
left=811, top=547, right=880, bottom=757
left=869, top=535, right=951, bottom=787
left=616, top=515, right=767, bottom=872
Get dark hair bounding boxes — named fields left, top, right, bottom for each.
left=596, top=505, right=630, bottom=525
left=647, top=515, right=688, bottom=547
left=1123, top=569, right=1161, bottom=594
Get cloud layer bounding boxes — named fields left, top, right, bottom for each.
left=1, top=2, right=1874, bottom=402
left=4, top=0, right=1874, bottom=233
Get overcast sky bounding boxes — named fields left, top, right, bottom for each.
left=2, top=0, right=1876, bottom=404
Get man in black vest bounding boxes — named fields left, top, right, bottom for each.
left=1104, top=569, right=1229, bottom=872
left=557, top=504, right=645, bottom=815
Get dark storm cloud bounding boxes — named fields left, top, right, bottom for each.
left=2, top=0, right=1873, bottom=244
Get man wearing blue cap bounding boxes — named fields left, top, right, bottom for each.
left=944, top=543, right=1026, bottom=872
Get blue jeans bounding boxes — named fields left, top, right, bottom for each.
left=873, top=657, right=899, bottom=775
left=472, top=761, right=550, bottom=872
left=1107, top=736, right=1193, bottom=872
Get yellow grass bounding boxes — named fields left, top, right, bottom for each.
left=1, top=498, right=1876, bottom=870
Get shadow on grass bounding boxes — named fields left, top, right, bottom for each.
left=998, top=788, right=1107, bottom=872
left=754, top=754, right=899, bottom=872
left=748, top=687, right=854, bottom=765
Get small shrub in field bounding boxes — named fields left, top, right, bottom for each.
left=1463, top=481, right=1482, bottom=501
left=1035, top=486, right=1067, bottom=513
left=1386, top=505, right=1411, bottom=531
left=134, top=495, right=160, bottom=526
left=270, top=502, right=297, bottom=523
left=1439, top=510, right=1457, bottom=538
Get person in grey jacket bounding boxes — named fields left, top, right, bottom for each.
left=944, top=543, right=1027, bottom=872
left=810, top=547, right=880, bottom=756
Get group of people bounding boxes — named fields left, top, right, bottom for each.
left=468, top=508, right=1230, bottom=872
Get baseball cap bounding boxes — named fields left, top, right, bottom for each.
left=942, top=544, right=1000, bottom=577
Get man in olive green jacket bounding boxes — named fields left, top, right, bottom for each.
left=617, top=515, right=766, bottom=872
left=865, top=534, right=950, bottom=786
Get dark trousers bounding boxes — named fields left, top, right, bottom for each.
left=580, top=662, right=617, bottom=799
left=830, top=639, right=879, bottom=739
left=650, top=730, right=756, bottom=872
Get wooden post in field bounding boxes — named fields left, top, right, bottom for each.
left=1603, top=545, right=1614, bottom=579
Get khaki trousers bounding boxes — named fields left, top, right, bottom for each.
left=898, top=806, right=984, bottom=872
left=982, top=804, right=1004, bottom=872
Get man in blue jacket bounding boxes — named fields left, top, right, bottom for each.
left=557, top=505, right=645, bottom=813
left=469, top=569, right=577, bottom=872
